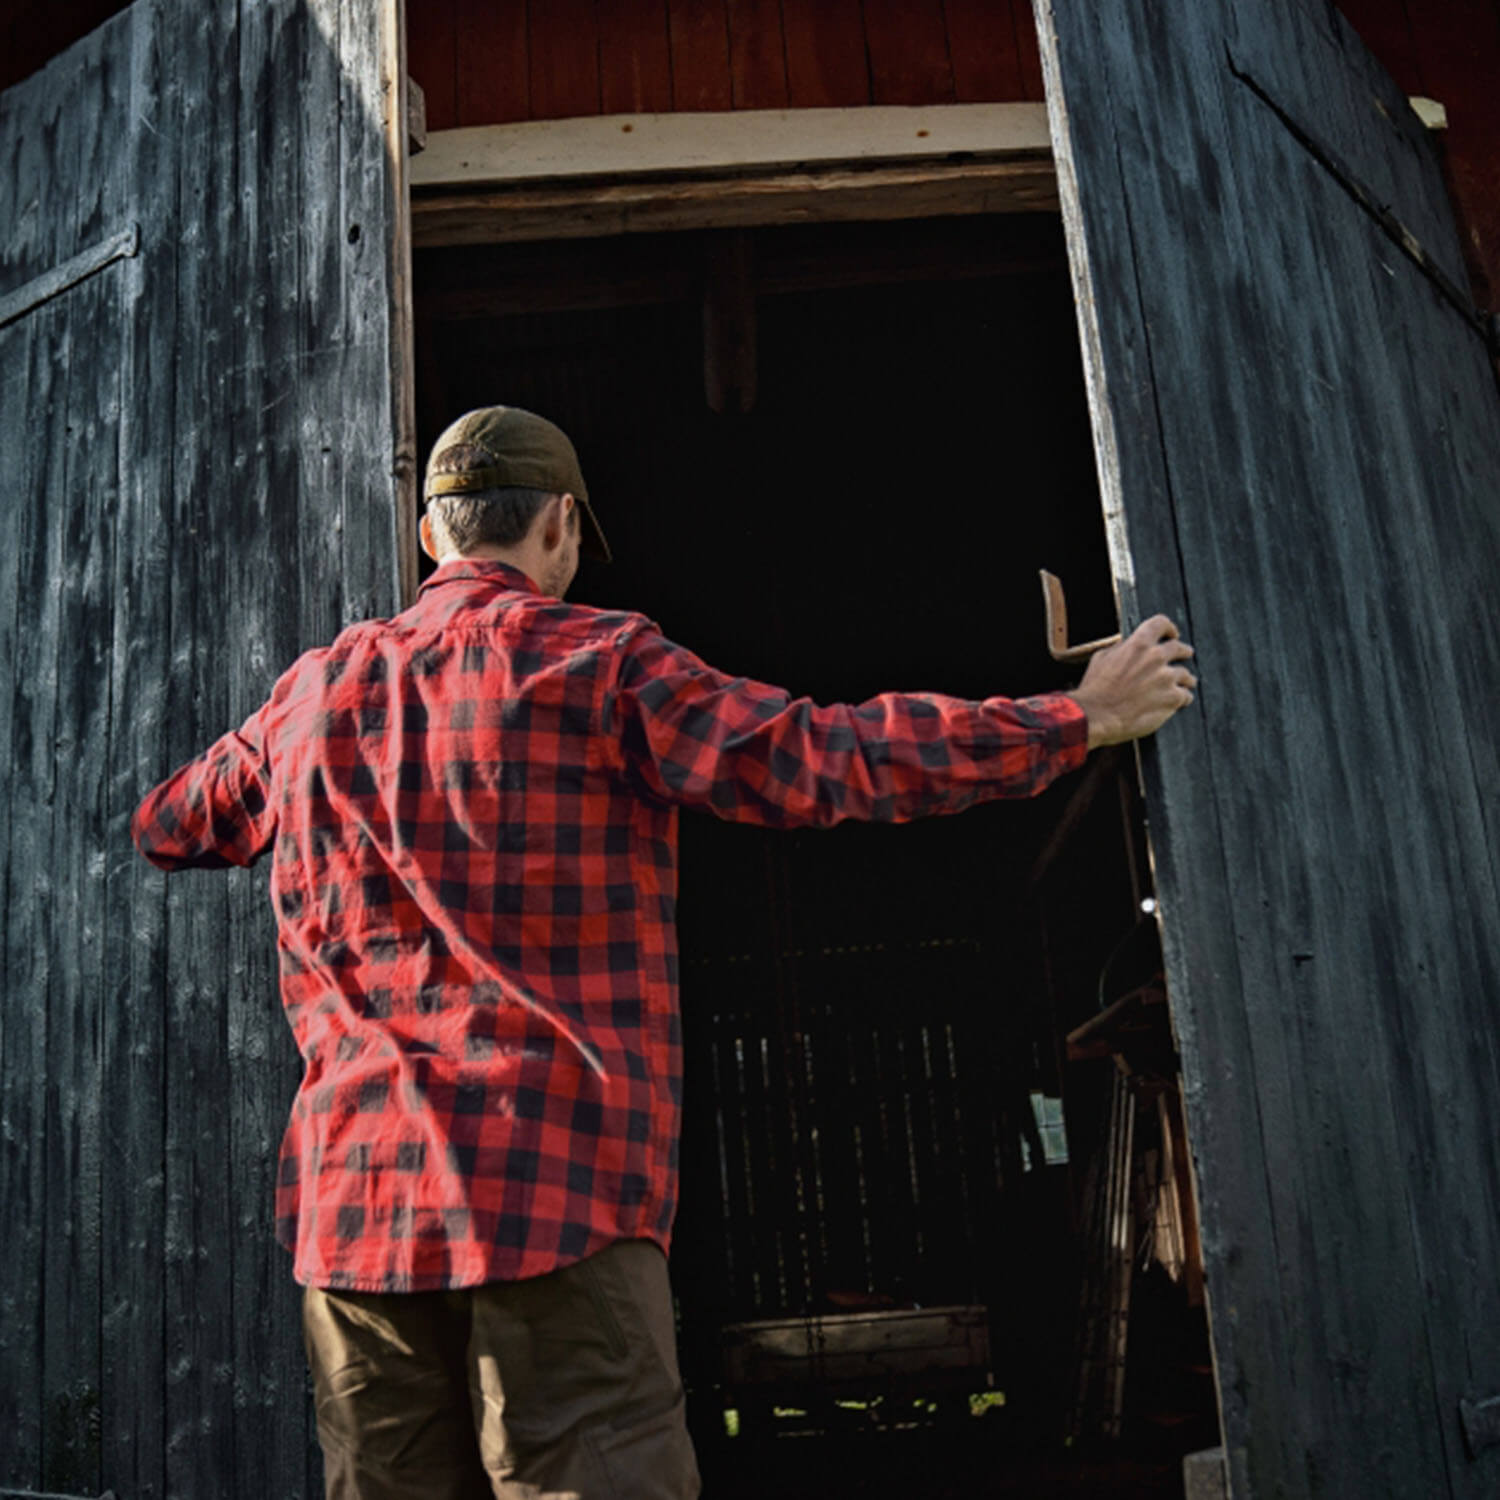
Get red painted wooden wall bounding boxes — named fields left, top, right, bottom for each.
left=408, top=1, right=1045, bottom=125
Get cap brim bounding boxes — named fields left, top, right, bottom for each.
left=578, top=496, right=612, bottom=563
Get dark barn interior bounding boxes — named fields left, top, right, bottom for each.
left=415, top=213, right=1220, bottom=1496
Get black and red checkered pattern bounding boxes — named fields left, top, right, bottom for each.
left=133, top=559, right=1089, bottom=1291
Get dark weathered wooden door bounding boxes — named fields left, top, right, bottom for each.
left=0, top=2, right=411, bottom=1495
left=1036, top=1, right=1500, bottom=1495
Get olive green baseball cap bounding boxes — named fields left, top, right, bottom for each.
left=424, top=405, right=611, bottom=562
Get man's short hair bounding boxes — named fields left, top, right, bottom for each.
left=425, top=444, right=560, bottom=554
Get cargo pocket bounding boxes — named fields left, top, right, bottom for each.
left=588, top=1393, right=701, bottom=1500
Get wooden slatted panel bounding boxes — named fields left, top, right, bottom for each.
left=684, top=937, right=1013, bottom=1321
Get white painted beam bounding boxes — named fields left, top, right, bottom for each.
left=411, top=103, right=1053, bottom=190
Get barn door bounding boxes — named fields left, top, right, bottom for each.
left=1035, top=1, right=1500, bottom=1495
left=0, top=2, right=411, bottom=1496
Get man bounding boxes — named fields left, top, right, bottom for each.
left=133, top=406, right=1196, bottom=1499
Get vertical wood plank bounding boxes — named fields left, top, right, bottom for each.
left=1012, top=0, right=1044, bottom=101
left=455, top=0, right=528, bottom=125
left=528, top=0, right=601, bottom=119
left=406, top=0, right=457, bottom=128
left=348, top=0, right=411, bottom=621
left=598, top=0, right=673, bottom=114
left=101, top=2, right=173, bottom=1490
left=944, top=0, right=1025, bottom=102
left=229, top=2, right=318, bottom=1492
left=667, top=0, right=732, bottom=110
left=0, top=49, right=73, bottom=1493
left=162, top=1, right=240, bottom=1492
left=727, top=0, right=786, bottom=109
left=863, top=0, right=954, bottom=106
left=782, top=0, right=868, bottom=108
left=41, top=13, right=127, bottom=1492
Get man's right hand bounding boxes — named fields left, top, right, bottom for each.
left=1068, top=615, right=1198, bottom=748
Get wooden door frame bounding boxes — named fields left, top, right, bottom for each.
left=407, top=102, right=1058, bottom=248
left=384, top=0, right=420, bottom=603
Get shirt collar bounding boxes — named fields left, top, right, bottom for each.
left=417, top=558, right=542, bottom=598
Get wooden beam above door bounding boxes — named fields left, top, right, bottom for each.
left=409, top=103, right=1056, bottom=247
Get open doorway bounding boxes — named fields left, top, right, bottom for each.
left=414, top=211, right=1219, bottom=1497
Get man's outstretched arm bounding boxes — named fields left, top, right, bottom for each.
left=606, top=615, right=1192, bottom=829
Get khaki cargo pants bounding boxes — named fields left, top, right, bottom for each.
left=303, top=1239, right=701, bottom=1499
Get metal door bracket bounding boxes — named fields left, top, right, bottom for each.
left=1040, top=569, right=1121, bottom=662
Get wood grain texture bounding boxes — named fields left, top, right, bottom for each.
left=943, top=0, right=1026, bottom=103
left=41, top=14, right=123, bottom=1493
left=412, top=103, right=1052, bottom=186
left=529, top=0, right=601, bottom=119
left=862, top=0, right=953, bottom=106
left=667, top=0, right=732, bottom=110
left=100, top=5, right=172, bottom=1492
left=0, top=34, right=75, bottom=1491
left=412, top=157, right=1059, bottom=246
left=599, top=0, right=674, bottom=114
left=407, top=0, right=457, bottom=127
left=781, top=0, right=867, bottom=107
left=1011, top=0, right=1044, bottom=100
left=0, top=0, right=406, bottom=1493
left=727, top=0, right=786, bottom=109
left=1038, top=0, right=1500, bottom=1493
left=456, top=0, right=527, bottom=125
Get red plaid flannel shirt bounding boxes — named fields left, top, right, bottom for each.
left=132, top=559, right=1089, bottom=1291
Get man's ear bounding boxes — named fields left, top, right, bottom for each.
left=419, top=511, right=440, bottom=562
left=543, top=492, right=576, bottom=549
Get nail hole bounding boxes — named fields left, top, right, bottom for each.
left=916, top=129, right=930, bottom=138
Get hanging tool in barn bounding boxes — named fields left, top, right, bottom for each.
left=131, top=407, right=1196, bottom=1500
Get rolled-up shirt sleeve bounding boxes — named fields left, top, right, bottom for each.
left=131, top=707, right=277, bottom=870
left=606, top=622, right=1089, bottom=827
